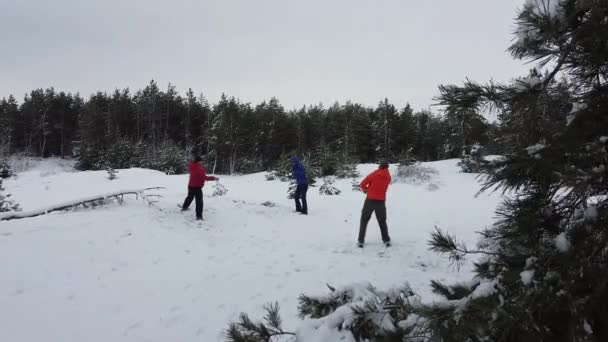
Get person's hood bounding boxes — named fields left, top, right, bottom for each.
left=291, top=157, right=301, bottom=165
left=376, top=168, right=391, bottom=178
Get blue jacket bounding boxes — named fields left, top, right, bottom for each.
left=291, top=157, right=308, bottom=185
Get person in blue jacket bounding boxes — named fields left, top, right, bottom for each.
left=291, top=157, right=308, bottom=215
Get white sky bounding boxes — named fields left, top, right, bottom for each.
left=0, top=0, right=528, bottom=110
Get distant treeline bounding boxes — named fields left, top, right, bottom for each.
left=0, top=80, right=496, bottom=174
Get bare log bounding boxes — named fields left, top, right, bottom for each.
left=0, top=187, right=164, bottom=221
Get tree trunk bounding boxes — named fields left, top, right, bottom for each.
left=230, top=148, right=237, bottom=175
left=41, top=108, right=48, bottom=158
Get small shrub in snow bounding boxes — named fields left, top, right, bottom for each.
left=426, top=183, right=440, bottom=192
left=77, top=140, right=187, bottom=174
left=270, top=153, right=317, bottom=185
left=319, top=178, right=341, bottom=195
left=0, top=179, right=20, bottom=213
left=458, top=155, right=482, bottom=173
left=261, top=201, right=277, bottom=208
left=458, top=145, right=488, bottom=173
left=334, top=163, right=359, bottom=179
left=106, top=167, right=118, bottom=180
left=287, top=181, right=296, bottom=199
left=351, top=179, right=362, bottom=192
left=0, top=161, right=12, bottom=179
left=265, top=170, right=290, bottom=182
left=212, top=182, right=228, bottom=197
left=395, top=163, right=438, bottom=185
left=264, top=172, right=277, bottom=181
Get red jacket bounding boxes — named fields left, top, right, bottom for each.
left=360, top=168, right=391, bottom=200
left=188, top=161, right=216, bottom=187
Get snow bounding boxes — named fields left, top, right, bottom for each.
left=525, top=256, right=537, bottom=268
left=0, top=158, right=503, bottom=342
left=516, top=0, right=565, bottom=46
left=525, top=143, right=546, bottom=156
left=520, top=270, right=535, bottom=285
left=512, top=75, right=542, bottom=91
left=470, top=280, right=497, bottom=299
left=567, top=102, right=587, bottom=126
left=570, top=102, right=587, bottom=114
left=584, top=320, right=593, bottom=334
left=521, top=0, right=564, bottom=19
left=554, top=232, right=571, bottom=252
left=584, top=205, right=598, bottom=221
left=397, top=314, right=425, bottom=330
left=600, top=136, right=608, bottom=143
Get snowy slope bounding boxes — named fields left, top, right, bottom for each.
left=0, top=160, right=501, bottom=342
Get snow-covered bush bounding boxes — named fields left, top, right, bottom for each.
left=0, top=161, right=12, bottom=179
left=212, top=182, right=228, bottom=197
left=351, top=179, right=362, bottom=192
left=394, top=163, right=438, bottom=185
left=287, top=181, right=296, bottom=199
left=319, top=177, right=341, bottom=195
left=138, top=140, right=186, bottom=175
left=426, top=183, right=440, bottom=192
left=77, top=140, right=186, bottom=175
left=334, top=162, right=359, bottom=179
left=265, top=170, right=289, bottom=182
left=313, top=150, right=357, bottom=178
left=100, top=139, right=136, bottom=169
left=0, top=179, right=20, bottom=213
left=458, top=145, right=486, bottom=173
left=106, top=166, right=118, bottom=180
left=270, top=154, right=317, bottom=185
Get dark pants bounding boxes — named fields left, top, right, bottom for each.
left=358, top=199, right=390, bottom=243
left=182, top=187, right=203, bottom=219
left=294, top=184, right=308, bottom=214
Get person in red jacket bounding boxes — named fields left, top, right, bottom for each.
left=181, top=156, right=219, bottom=220
left=357, top=161, right=391, bottom=247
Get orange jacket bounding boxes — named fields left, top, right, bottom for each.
left=360, top=168, right=391, bottom=200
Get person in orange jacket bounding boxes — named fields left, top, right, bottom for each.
left=357, top=161, right=391, bottom=247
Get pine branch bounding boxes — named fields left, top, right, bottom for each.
left=297, top=285, right=353, bottom=319
left=428, top=227, right=500, bottom=268
left=225, top=303, right=295, bottom=342
left=430, top=280, right=478, bottom=301
left=262, top=302, right=282, bottom=331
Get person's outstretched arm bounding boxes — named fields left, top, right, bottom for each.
left=360, top=173, right=372, bottom=193
left=201, top=167, right=218, bottom=181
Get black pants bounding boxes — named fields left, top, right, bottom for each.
left=358, top=199, right=390, bottom=243
left=182, top=186, right=203, bottom=219
left=294, top=184, right=308, bottom=214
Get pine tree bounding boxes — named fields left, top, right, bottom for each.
left=428, top=0, right=608, bottom=340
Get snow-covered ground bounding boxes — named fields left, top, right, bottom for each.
left=0, top=160, right=501, bottom=342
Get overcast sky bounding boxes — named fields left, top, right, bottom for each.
left=0, top=0, right=528, bottom=110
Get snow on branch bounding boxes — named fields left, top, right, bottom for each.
left=0, top=187, right=165, bottom=221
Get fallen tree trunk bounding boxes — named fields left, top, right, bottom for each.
left=0, top=187, right=164, bottom=221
